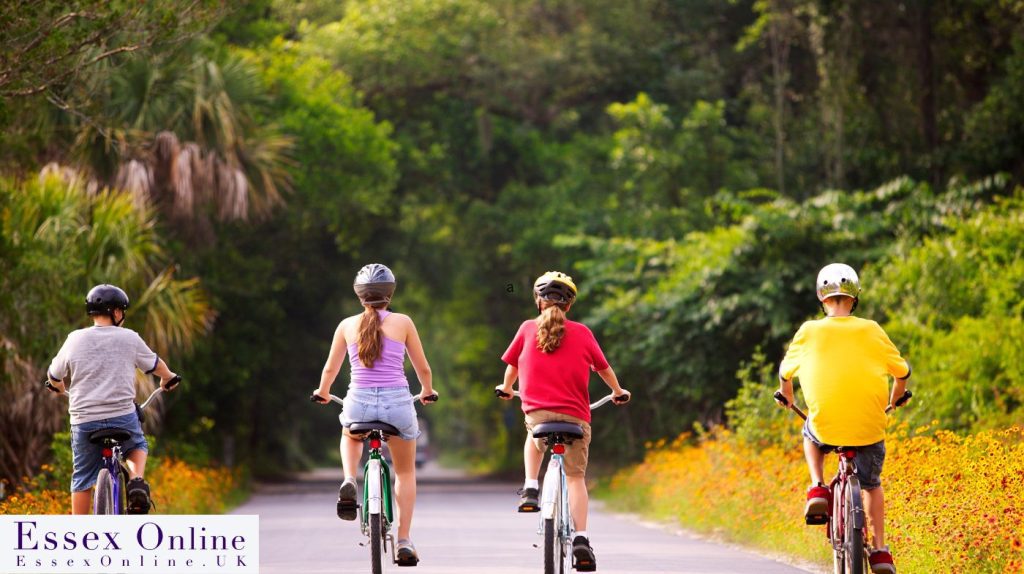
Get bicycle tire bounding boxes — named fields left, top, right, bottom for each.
left=370, top=512, right=384, bottom=574
left=544, top=517, right=561, bottom=574
left=831, top=479, right=845, bottom=574
left=844, top=476, right=865, bottom=574
left=94, top=469, right=115, bottom=515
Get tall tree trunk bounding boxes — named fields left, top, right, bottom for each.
left=916, top=0, right=938, bottom=185
left=769, top=2, right=791, bottom=195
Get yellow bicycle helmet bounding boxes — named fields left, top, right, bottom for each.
left=533, top=271, right=577, bottom=309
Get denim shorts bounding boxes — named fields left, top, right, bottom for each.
left=340, top=386, right=420, bottom=441
left=803, top=420, right=886, bottom=489
left=70, top=411, right=148, bottom=492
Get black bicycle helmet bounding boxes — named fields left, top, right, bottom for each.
left=353, top=263, right=396, bottom=305
left=86, top=284, right=130, bottom=325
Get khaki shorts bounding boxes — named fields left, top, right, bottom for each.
left=524, top=410, right=592, bottom=477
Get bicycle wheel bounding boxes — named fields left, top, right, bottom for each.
left=543, top=517, right=565, bottom=574
left=831, top=481, right=845, bottom=574
left=844, top=477, right=865, bottom=574
left=94, top=469, right=115, bottom=515
left=370, top=512, right=384, bottom=574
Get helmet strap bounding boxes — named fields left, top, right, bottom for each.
left=112, top=308, right=125, bottom=327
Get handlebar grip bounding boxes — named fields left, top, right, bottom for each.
left=773, top=391, right=789, bottom=406
left=164, top=375, right=182, bottom=390
left=894, top=390, right=913, bottom=407
left=310, top=394, right=328, bottom=403
left=43, top=378, right=60, bottom=393
left=495, top=389, right=511, bottom=399
left=422, top=393, right=439, bottom=403
left=613, top=393, right=631, bottom=404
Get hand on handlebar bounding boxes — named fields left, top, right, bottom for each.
left=612, top=389, right=631, bottom=404
left=310, top=389, right=330, bottom=404
left=494, top=385, right=515, bottom=400
left=160, top=374, right=182, bottom=391
left=419, top=391, right=439, bottom=405
left=774, top=389, right=793, bottom=408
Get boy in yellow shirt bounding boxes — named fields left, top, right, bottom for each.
left=776, top=263, right=910, bottom=574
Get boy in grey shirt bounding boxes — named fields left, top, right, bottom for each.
left=48, top=284, right=179, bottom=514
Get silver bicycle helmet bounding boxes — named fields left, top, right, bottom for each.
left=354, top=263, right=396, bottom=305
left=816, top=263, right=861, bottom=301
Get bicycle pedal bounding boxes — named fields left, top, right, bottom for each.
left=805, top=513, right=828, bottom=526
left=336, top=499, right=359, bottom=521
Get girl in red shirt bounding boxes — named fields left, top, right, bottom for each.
left=497, top=271, right=630, bottom=571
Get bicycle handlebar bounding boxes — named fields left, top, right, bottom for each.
left=494, top=388, right=630, bottom=410
left=44, top=375, right=180, bottom=412
left=774, top=389, right=912, bottom=420
left=310, top=392, right=439, bottom=406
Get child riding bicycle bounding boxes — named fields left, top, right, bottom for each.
left=47, top=284, right=180, bottom=515
left=496, top=271, right=630, bottom=572
left=313, top=263, right=436, bottom=566
left=776, top=264, right=910, bottom=574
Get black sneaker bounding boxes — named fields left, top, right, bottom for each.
left=572, top=535, right=596, bottom=572
left=126, top=477, right=152, bottom=515
left=336, top=479, right=358, bottom=521
left=396, top=538, right=419, bottom=567
left=517, top=487, right=540, bottom=513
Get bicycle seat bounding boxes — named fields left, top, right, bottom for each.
left=88, top=428, right=132, bottom=444
left=532, top=422, right=584, bottom=441
left=348, top=421, right=401, bottom=437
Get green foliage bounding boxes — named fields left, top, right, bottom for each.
left=725, top=349, right=799, bottom=447
left=872, top=197, right=1024, bottom=432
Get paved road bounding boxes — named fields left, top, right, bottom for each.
left=232, top=465, right=815, bottom=574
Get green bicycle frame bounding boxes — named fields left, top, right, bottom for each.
left=361, top=446, right=395, bottom=530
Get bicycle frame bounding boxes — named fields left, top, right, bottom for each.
left=96, top=443, right=130, bottom=514
left=361, top=433, right=395, bottom=537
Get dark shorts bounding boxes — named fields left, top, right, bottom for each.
left=70, top=411, right=148, bottom=492
left=803, top=420, right=885, bottom=489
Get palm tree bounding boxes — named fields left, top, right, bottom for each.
left=68, top=46, right=293, bottom=226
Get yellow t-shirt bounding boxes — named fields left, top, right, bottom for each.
left=779, top=316, right=910, bottom=446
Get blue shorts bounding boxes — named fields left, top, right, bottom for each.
left=341, top=386, right=420, bottom=441
left=802, top=420, right=885, bottom=489
left=70, top=411, right=148, bottom=492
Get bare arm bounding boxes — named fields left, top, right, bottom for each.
left=496, top=364, right=518, bottom=398
left=403, top=316, right=434, bottom=402
left=314, top=321, right=349, bottom=402
left=776, top=375, right=795, bottom=407
left=889, top=376, right=909, bottom=410
left=596, top=366, right=630, bottom=401
left=151, top=359, right=178, bottom=389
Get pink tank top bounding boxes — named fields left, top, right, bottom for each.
left=347, top=311, right=409, bottom=388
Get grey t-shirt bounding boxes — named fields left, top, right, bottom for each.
left=48, top=326, right=159, bottom=425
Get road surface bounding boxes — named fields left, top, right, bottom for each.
left=232, top=465, right=816, bottom=574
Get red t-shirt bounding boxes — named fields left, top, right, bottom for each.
left=501, top=319, right=611, bottom=423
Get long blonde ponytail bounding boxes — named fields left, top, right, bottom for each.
left=357, top=305, right=385, bottom=368
left=535, top=303, right=567, bottom=353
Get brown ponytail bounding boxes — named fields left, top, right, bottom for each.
left=357, top=305, right=385, bottom=368
left=535, top=303, right=567, bottom=353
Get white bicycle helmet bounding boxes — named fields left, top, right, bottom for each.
left=816, top=263, right=861, bottom=301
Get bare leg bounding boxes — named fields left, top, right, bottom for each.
left=524, top=436, right=543, bottom=481
left=388, top=437, right=417, bottom=540
left=566, top=475, right=589, bottom=532
left=71, top=491, right=92, bottom=514
left=125, top=450, right=147, bottom=479
left=803, top=437, right=825, bottom=485
left=863, top=486, right=885, bottom=548
left=340, top=434, right=363, bottom=480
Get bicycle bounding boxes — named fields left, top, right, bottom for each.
left=774, top=389, right=911, bottom=574
left=44, top=374, right=182, bottom=514
left=311, top=391, right=438, bottom=574
left=495, top=389, right=630, bottom=574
